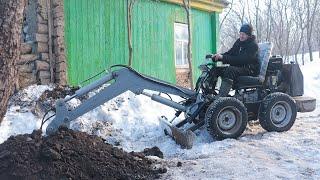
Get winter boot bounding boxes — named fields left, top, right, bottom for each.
left=217, top=78, right=233, bottom=97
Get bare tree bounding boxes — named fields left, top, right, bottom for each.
left=127, top=0, right=137, bottom=66
left=231, top=2, right=246, bottom=23
left=316, top=13, right=320, bottom=58
left=219, top=0, right=319, bottom=63
left=283, top=0, right=294, bottom=61
left=265, top=0, right=272, bottom=42
left=219, top=0, right=234, bottom=30
left=302, top=41, right=306, bottom=65
left=183, top=0, right=194, bottom=88
left=245, top=0, right=252, bottom=24
left=0, top=0, right=27, bottom=123
left=292, top=0, right=307, bottom=63
left=305, top=0, right=319, bottom=62
left=219, top=1, right=246, bottom=52
left=254, top=0, right=260, bottom=41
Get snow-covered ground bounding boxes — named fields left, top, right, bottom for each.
left=1, top=53, right=320, bottom=179
left=0, top=85, right=53, bottom=143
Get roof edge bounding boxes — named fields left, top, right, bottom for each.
left=162, top=0, right=227, bottom=13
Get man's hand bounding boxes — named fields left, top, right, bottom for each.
left=205, top=54, right=214, bottom=59
left=213, top=53, right=223, bottom=61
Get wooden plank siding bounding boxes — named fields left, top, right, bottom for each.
left=64, top=0, right=218, bottom=86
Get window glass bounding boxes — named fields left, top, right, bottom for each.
left=182, top=42, right=188, bottom=65
left=174, top=23, right=189, bottom=67
left=175, top=41, right=183, bottom=65
left=175, top=23, right=188, bottom=40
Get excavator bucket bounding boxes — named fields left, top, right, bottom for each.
left=160, top=118, right=196, bottom=149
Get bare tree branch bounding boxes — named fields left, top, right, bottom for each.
left=182, top=0, right=194, bottom=88
left=219, top=0, right=234, bottom=30
left=127, top=0, right=137, bottom=66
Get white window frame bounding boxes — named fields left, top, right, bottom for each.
left=174, top=23, right=189, bottom=68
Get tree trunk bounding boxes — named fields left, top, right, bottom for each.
left=266, top=0, right=272, bottom=42
left=294, top=28, right=304, bottom=63
left=255, top=0, right=260, bottom=42
left=127, top=0, right=132, bottom=66
left=183, top=0, right=193, bottom=88
left=0, top=0, right=27, bottom=123
left=307, top=42, right=313, bottom=62
left=127, top=0, right=136, bottom=67
left=302, top=42, right=305, bottom=65
left=219, top=0, right=233, bottom=31
left=305, top=0, right=319, bottom=62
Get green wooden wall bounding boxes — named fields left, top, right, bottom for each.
left=64, top=0, right=218, bottom=86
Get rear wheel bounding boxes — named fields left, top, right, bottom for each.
left=259, top=92, right=297, bottom=132
left=205, top=97, right=248, bottom=140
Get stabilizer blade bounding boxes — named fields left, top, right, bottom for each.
left=160, top=118, right=195, bottom=149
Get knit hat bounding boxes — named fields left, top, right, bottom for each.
left=240, top=24, right=253, bottom=36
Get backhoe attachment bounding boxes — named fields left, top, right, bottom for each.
left=46, top=66, right=204, bottom=149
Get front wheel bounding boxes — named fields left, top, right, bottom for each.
left=259, top=92, right=297, bottom=132
left=205, top=97, right=248, bottom=140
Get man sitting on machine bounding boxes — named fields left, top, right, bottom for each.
left=208, top=24, right=260, bottom=97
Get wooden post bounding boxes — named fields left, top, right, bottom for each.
left=47, top=0, right=54, bottom=83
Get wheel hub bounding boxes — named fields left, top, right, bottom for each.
left=270, top=101, right=292, bottom=127
left=218, top=110, right=236, bottom=130
left=272, top=104, right=287, bottom=123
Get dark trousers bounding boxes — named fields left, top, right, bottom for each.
left=211, top=66, right=251, bottom=82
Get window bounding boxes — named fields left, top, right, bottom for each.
left=174, top=23, right=189, bottom=68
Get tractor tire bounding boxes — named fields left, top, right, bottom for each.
left=205, top=97, right=248, bottom=140
left=259, top=92, right=297, bottom=132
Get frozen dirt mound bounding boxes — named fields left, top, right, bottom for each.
left=0, top=127, right=165, bottom=180
left=35, top=86, right=80, bottom=116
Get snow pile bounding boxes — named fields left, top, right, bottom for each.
left=68, top=91, right=181, bottom=154
left=0, top=85, right=53, bottom=144
left=301, top=60, right=320, bottom=99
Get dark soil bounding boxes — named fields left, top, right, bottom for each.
left=130, top=146, right=164, bottom=159
left=34, top=86, right=80, bottom=116
left=0, top=127, right=165, bottom=180
left=8, top=85, right=80, bottom=115
left=39, top=86, right=80, bottom=101
left=141, top=147, right=164, bottom=159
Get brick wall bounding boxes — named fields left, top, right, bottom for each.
left=52, top=0, right=67, bottom=85
left=18, top=0, right=67, bottom=88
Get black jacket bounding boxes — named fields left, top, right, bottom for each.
left=222, top=36, right=259, bottom=75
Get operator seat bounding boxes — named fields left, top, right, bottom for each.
left=234, top=42, right=273, bottom=88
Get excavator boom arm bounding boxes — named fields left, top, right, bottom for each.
left=46, top=67, right=199, bottom=136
